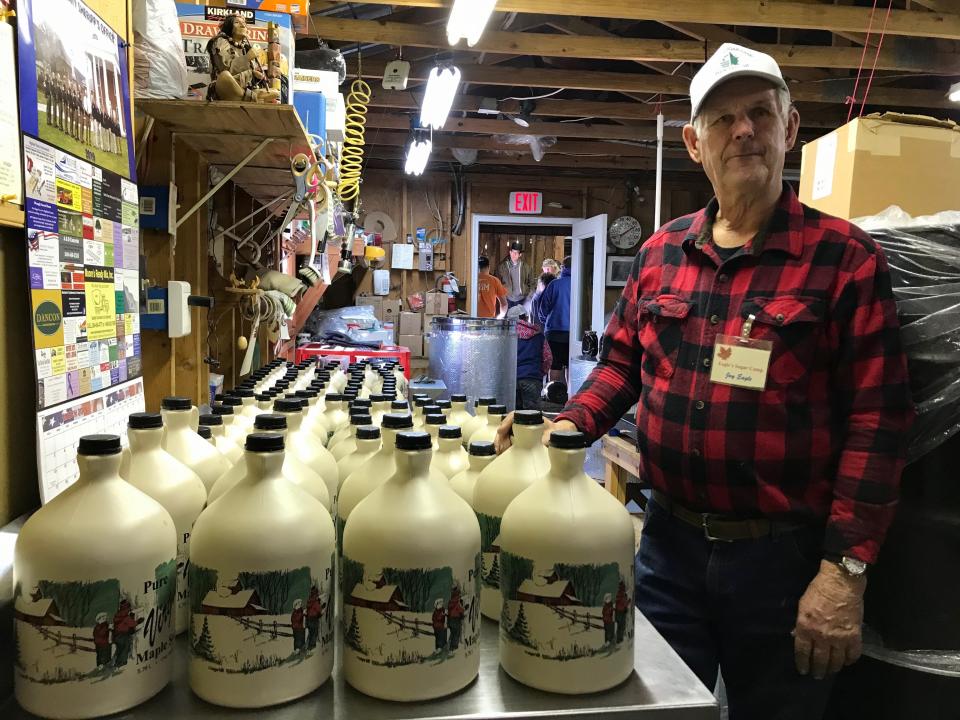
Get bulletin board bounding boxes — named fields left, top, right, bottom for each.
left=18, top=0, right=142, bottom=411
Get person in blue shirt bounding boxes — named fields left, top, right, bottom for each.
left=507, top=305, right=552, bottom=410
left=536, top=256, right=571, bottom=383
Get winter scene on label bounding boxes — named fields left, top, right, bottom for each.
left=188, top=559, right=334, bottom=675
left=500, top=552, right=634, bottom=662
left=341, top=554, right=482, bottom=669
left=14, top=561, right=176, bottom=685
left=477, top=512, right=502, bottom=590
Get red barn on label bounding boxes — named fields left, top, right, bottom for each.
left=509, top=192, right=542, bottom=215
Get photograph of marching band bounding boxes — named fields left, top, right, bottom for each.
left=21, top=0, right=132, bottom=178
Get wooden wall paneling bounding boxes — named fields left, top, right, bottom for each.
left=172, top=140, right=209, bottom=404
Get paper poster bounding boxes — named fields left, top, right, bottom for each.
left=17, top=0, right=136, bottom=179
left=0, top=21, right=22, bottom=206
left=36, top=377, right=145, bottom=503
left=84, top=265, right=116, bottom=340
left=23, top=136, right=140, bottom=410
left=812, top=131, right=838, bottom=201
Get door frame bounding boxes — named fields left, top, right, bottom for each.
left=469, top=214, right=583, bottom=315
left=568, top=214, right=608, bottom=377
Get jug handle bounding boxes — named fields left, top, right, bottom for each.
left=190, top=405, right=200, bottom=432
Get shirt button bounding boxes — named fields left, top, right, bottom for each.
left=718, top=274, right=729, bottom=283
left=695, top=400, right=705, bottom=410
left=702, top=357, right=712, bottom=368
left=709, top=314, right=720, bottom=325
left=691, top=448, right=702, bottom=457
left=775, top=313, right=785, bottom=324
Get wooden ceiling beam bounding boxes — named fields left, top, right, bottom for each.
left=368, top=89, right=692, bottom=121
left=364, top=130, right=685, bottom=157
left=309, top=16, right=960, bottom=73
left=330, top=1, right=960, bottom=40
left=349, top=61, right=959, bottom=111
left=365, top=147, right=664, bottom=170
left=363, top=112, right=687, bottom=141
left=544, top=17, right=680, bottom=78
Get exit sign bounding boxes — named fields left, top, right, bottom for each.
left=509, top=191, right=542, bottom=215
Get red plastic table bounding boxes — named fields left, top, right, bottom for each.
left=295, top=343, right=413, bottom=379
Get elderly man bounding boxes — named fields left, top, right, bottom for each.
left=496, top=43, right=913, bottom=718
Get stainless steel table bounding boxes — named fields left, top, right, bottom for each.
left=1, top=613, right=718, bottom=720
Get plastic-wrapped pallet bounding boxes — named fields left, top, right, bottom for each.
left=132, top=0, right=189, bottom=99
left=855, top=206, right=960, bottom=461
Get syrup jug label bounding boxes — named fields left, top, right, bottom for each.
left=499, top=551, right=634, bottom=660
left=14, top=560, right=176, bottom=686
left=188, top=557, right=335, bottom=673
left=341, top=554, right=481, bottom=667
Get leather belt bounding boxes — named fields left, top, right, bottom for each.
left=650, top=490, right=805, bottom=542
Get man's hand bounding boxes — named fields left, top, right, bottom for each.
left=494, top=412, right=578, bottom=454
left=793, top=560, right=866, bottom=680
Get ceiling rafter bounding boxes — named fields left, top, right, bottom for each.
left=314, top=0, right=960, bottom=40
left=345, top=59, right=960, bottom=110
left=308, top=16, right=960, bottom=74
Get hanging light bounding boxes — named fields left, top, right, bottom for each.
left=447, top=0, right=498, bottom=47
left=419, top=64, right=461, bottom=130
left=404, top=132, right=433, bottom=176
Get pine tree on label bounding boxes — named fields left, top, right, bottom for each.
left=193, top=617, right=218, bottom=663
left=487, top=554, right=500, bottom=586
left=345, top=609, right=364, bottom=652
left=509, top=604, right=533, bottom=647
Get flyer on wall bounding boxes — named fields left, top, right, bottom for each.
left=18, top=0, right=141, bottom=411
left=17, top=0, right=136, bottom=180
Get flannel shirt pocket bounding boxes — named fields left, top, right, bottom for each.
left=741, top=296, right=825, bottom=385
left=638, top=294, right=694, bottom=380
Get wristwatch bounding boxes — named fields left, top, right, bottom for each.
left=835, top=556, right=869, bottom=577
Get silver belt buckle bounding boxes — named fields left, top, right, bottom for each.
left=702, top=514, right=734, bottom=543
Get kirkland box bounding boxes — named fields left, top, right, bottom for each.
left=799, top=113, right=960, bottom=220
left=177, top=4, right=293, bottom=102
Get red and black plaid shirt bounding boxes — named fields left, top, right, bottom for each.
left=558, top=183, right=914, bottom=563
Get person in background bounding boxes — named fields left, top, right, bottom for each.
left=477, top=255, right=509, bottom=318
left=508, top=305, right=552, bottom=410
left=495, top=42, right=914, bottom=719
left=497, top=241, right=535, bottom=309
left=530, top=271, right=556, bottom=325
left=542, top=258, right=560, bottom=277
left=536, top=256, right=572, bottom=382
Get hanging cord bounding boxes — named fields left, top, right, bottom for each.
left=858, top=0, right=895, bottom=118
left=845, top=0, right=879, bottom=124
left=338, top=77, right=372, bottom=204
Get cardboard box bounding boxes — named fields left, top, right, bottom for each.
left=398, top=333, right=423, bottom=357
left=356, top=295, right=383, bottom=321
left=425, top=291, right=449, bottom=315
left=383, top=299, right=403, bottom=325
left=799, top=113, right=960, bottom=220
left=399, top=311, right=423, bottom=336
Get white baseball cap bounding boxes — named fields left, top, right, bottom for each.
left=689, top=43, right=788, bottom=121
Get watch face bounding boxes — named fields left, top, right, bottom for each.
left=842, top=557, right=868, bottom=576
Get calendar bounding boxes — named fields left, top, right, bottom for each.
left=36, top=377, right=145, bottom=503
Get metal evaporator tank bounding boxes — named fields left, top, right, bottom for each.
left=427, top=317, right=518, bottom=411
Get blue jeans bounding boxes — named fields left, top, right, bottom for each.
left=635, top=499, right=834, bottom=720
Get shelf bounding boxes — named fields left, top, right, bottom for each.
left=0, top=202, right=24, bottom=229
left=137, top=100, right=314, bottom=203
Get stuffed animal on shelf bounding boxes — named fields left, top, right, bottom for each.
left=205, top=15, right=280, bottom=104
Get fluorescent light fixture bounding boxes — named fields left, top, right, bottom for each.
left=950, top=81, right=960, bottom=103
left=419, top=65, right=462, bottom=129
left=405, top=138, right=432, bottom=176
left=447, top=0, right=498, bottom=47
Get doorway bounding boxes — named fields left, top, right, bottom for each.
left=469, top=213, right=608, bottom=392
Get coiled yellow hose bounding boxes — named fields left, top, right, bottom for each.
left=337, top=78, right=372, bottom=203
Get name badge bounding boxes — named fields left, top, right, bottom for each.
left=709, top=314, right=772, bottom=391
